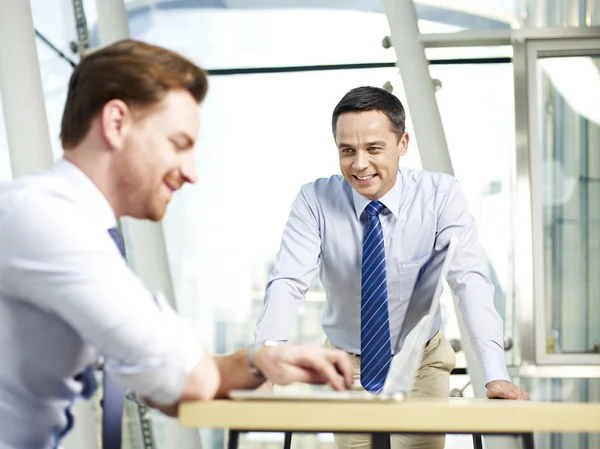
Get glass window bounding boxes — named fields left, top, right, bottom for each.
left=415, top=1, right=514, bottom=32
left=519, top=377, right=600, bottom=449
left=424, top=60, right=517, bottom=371
left=518, top=0, right=600, bottom=28
left=31, top=0, right=79, bottom=161
left=99, top=6, right=396, bottom=68
left=537, top=54, right=600, bottom=355
left=430, top=61, right=516, bottom=337
left=80, top=3, right=519, bottom=69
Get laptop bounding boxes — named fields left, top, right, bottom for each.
left=230, top=236, right=458, bottom=402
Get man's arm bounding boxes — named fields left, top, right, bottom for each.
left=436, top=179, right=529, bottom=400
left=254, top=186, right=322, bottom=344
left=436, top=180, right=511, bottom=383
left=148, top=345, right=353, bottom=417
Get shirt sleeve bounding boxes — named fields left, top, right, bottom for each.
left=0, top=190, right=203, bottom=405
left=436, top=179, right=510, bottom=384
left=253, top=186, right=322, bottom=344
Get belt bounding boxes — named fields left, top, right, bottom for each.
left=347, top=333, right=437, bottom=358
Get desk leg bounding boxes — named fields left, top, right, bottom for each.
left=472, top=434, right=483, bottom=449
left=283, top=431, right=292, bottom=449
left=227, top=430, right=240, bottom=449
left=371, top=432, right=391, bottom=449
left=521, top=433, right=534, bottom=449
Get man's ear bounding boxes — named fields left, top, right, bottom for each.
left=100, top=99, right=132, bottom=151
left=398, top=132, right=409, bottom=156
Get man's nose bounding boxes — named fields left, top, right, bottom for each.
left=352, top=151, right=369, bottom=171
left=180, top=151, right=198, bottom=184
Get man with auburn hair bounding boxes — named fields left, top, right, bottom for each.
left=0, top=39, right=352, bottom=449
left=254, top=86, right=529, bottom=449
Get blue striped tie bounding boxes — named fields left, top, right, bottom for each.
left=104, top=227, right=126, bottom=449
left=360, top=201, right=392, bottom=393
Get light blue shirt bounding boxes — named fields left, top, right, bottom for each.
left=254, top=167, right=509, bottom=384
left=0, top=160, right=202, bottom=449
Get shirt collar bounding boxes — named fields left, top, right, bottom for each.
left=351, top=170, right=403, bottom=221
left=51, top=158, right=118, bottom=230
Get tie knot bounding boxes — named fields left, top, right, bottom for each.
left=365, top=201, right=385, bottom=218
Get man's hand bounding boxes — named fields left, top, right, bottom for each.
left=256, top=380, right=274, bottom=391
left=486, top=380, right=530, bottom=400
left=252, top=344, right=353, bottom=391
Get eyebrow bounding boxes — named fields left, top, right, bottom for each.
left=338, top=140, right=387, bottom=149
left=364, top=140, right=387, bottom=148
left=173, top=132, right=195, bottom=148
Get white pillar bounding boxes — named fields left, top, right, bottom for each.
left=381, top=2, right=518, bottom=449
left=95, top=0, right=130, bottom=44
left=381, top=0, right=453, bottom=175
left=0, top=0, right=53, bottom=176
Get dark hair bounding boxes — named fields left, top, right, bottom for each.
left=60, top=39, right=209, bottom=149
left=331, top=86, right=406, bottom=141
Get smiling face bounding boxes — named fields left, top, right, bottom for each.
left=104, top=88, right=200, bottom=220
left=335, top=110, right=408, bottom=200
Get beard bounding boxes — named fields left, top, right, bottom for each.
left=112, top=162, right=166, bottom=221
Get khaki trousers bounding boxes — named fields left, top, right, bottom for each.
left=325, top=332, right=456, bottom=449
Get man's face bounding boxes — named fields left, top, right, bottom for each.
left=335, top=110, right=408, bottom=200
left=111, top=89, right=200, bottom=221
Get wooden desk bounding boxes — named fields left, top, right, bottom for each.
left=180, top=398, right=600, bottom=449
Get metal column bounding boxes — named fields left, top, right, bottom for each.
left=0, top=0, right=53, bottom=176
left=95, top=0, right=130, bottom=45
left=381, top=0, right=453, bottom=175
left=381, top=1, right=519, bottom=449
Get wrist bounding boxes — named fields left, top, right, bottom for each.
left=248, top=340, right=278, bottom=380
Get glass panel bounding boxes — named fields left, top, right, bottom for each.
left=415, top=0, right=515, bottom=33
left=429, top=61, right=516, bottom=365
left=85, top=6, right=396, bottom=68
left=82, top=3, right=518, bottom=68
left=425, top=46, right=513, bottom=61
left=517, top=0, right=600, bottom=27
left=519, top=377, right=600, bottom=449
left=31, top=0, right=79, bottom=161
left=537, top=54, right=600, bottom=355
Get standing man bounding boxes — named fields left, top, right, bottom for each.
left=0, top=39, right=352, bottom=449
left=254, top=86, right=529, bottom=449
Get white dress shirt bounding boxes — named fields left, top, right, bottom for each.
left=254, top=167, right=510, bottom=384
left=0, top=159, right=202, bottom=449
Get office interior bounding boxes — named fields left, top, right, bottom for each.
left=0, top=0, right=599, bottom=448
